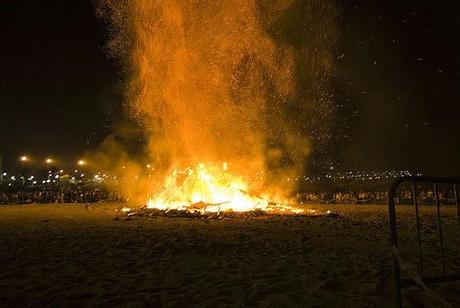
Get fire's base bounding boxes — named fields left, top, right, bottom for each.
left=118, top=207, right=339, bottom=220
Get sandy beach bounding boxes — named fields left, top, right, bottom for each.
left=0, top=203, right=458, bottom=307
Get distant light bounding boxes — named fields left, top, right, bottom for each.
left=81, top=174, right=85, bottom=177
left=46, top=180, right=51, bottom=183
left=146, top=164, right=151, bottom=169
left=32, top=181, right=37, bottom=184
left=59, top=169, right=64, bottom=173
left=45, top=158, right=53, bottom=164
left=2, top=172, right=6, bottom=176
left=10, top=176, right=15, bottom=180
left=77, top=160, right=86, bottom=166
left=20, top=155, right=29, bottom=162
left=55, top=175, right=59, bottom=179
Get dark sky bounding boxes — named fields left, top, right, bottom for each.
left=339, top=0, right=460, bottom=176
left=1, top=0, right=459, bottom=175
left=1, top=0, right=119, bottom=170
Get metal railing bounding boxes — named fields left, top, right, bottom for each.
left=388, top=176, right=460, bottom=307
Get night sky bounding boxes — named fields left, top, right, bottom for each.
left=1, top=0, right=459, bottom=175
left=1, top=1, right=119, bottom=170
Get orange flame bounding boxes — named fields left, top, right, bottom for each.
left=147, top=163, right=304, bottom=214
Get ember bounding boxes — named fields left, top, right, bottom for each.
left=96, top=0, right=338, bottom=206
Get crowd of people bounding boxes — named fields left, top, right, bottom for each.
left=0, top=184, right=457, bottom=206
left=299, top=191, right=387, bottom=204
left=393, top=187, right=458, bottom=205
left=299, top=188, right=457, bottom=205
left=0, top=186, right=122, bottom=205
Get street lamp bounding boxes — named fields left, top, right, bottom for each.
left=19, top=155, right=30, bottom=186
left=45, top=158, right=53, bottom=165
left=77, top=160, right=86, bottom=166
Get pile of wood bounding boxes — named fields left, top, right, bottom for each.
left=115, top=206, right=339, bottom=220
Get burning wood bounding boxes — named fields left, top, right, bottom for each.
left=117, top=206, right=338, bottom=220
left=116, top=163, right=339, bottom=219
left=144, top=163, right=309, bottom=215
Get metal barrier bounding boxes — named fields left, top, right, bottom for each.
left=388, top=176, right=460, bottom=307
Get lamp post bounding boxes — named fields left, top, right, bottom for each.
left=77, top=160, right=87, bottom=184
left=19, top=155, right=30, bottom=186
left=45, top=158, right=54, bottom=185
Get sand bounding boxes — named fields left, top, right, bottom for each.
left=0, top=203, right=459, bottom=307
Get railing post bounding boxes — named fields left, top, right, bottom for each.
left=388, top=181, right=401, bottom=307
left=454, top=183, right=460, bottom=230
left=412, top=181, right=424, bottom=278
left=433, top=183, right=446, bottom=275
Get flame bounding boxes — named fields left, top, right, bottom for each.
left=146, top=163, right=304, bottom=214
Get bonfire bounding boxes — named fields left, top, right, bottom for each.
left=145, top=163, right=304, bottom=215
left=118, top=163, right=337, bottom=218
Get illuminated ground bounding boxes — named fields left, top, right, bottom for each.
left=0, top=204, right=458, bottom=306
